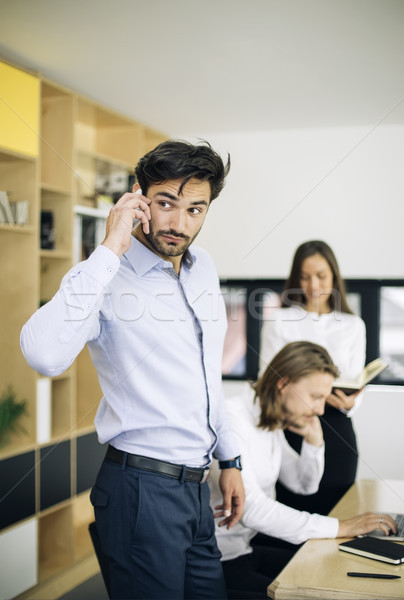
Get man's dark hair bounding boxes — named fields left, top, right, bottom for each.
left=135, top=139, right=230, bottom=202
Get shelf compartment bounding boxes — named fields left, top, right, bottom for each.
left=0, top=222, right=38, bottom=456
left=0, top=61, right=40, bottom=158
left=76, top=98, right=144, bottom=166
left=0, top=155, right=38, bottom=228
left=40, top=255, right=72, bottom=305
left=76, top=432, right=105, bottom=495
left=51, top=377, right=75, bottom=440
left=0, top=450, right=36, bottom=530
left=75, top=150, right=132, bottom=208
left=40, top=187, right=73, bottom=254
left=39, top=440, right=71, bottom=511
left=0, top=518, right=38, bottom=598
left=72, top=491, right=94, bottom=561
left=38, top=504, right=74, bottom=582
left=41, top=81, right=74, bottom=192
left=37, top=370, right=76, bottom=445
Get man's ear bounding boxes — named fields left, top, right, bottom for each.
left=132, top=183, right=141, bottom=194
left=276, top=377, right=289, bottom=393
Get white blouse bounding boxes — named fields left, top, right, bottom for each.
left=209, top=385, right=339, bottom=561
left=259, top=306, right=366, bottom=414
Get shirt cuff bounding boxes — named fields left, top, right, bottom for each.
left=212, top=437, right=240, bottom=462
left=322, top=516, right=340, bottom=538
left=301, top=439, right=325, bottom=458
left=76, top=244, right=120, bottom=287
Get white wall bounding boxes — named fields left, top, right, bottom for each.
left=180, top=125, right=404, bottom=279
left=353, top=385, right=404, bottom=481
left=0, top=518, right=37, bottom=598
left=207, top=124, right=404, bottom=481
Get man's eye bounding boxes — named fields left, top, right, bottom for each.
left=159, top=201, right=171, bottom=208
left=189, top=208, right=201, bottom=215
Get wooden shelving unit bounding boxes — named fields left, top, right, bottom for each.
left=0, top=58, right=167, bottom=598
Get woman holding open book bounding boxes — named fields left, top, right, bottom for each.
left=259, top=240, right=366, bottom=515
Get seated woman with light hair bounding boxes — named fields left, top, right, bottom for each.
left=210, top=341, right=397, bottom=600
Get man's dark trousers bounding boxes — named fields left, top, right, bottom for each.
left=91, top=454, right=227, bottom=599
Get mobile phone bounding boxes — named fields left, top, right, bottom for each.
left=132, top=188, right=144, bottom=230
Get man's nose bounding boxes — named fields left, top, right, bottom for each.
left=169, top=209, right=185, bottom=232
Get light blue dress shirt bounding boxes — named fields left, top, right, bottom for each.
left=21, top=237, right=239, bottom=467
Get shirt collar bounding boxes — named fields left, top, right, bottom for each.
left=123, top=236, right=196, bottom=276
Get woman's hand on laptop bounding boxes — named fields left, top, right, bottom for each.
left=338, top=512, right=398, bottom=538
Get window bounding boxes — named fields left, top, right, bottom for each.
left=221, top=286, right=247, bottom=377
left=379, top=286, right=404, bottom=382
left=221, top=280, right=283, bottom=380
left=220, top=278, right=404, bottom=386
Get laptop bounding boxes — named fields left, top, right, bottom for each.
left=360, top=513, right=404, bottom=542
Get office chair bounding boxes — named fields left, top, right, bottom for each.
left=88, top=521, right=112, bottom=598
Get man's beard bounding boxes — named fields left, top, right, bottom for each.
left=144, top=222, right=200, bottom=258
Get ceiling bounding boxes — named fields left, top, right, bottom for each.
left=0, top=0, right=403, bottom=136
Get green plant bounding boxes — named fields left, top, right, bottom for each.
left=0, top=386, right=27, bottom=447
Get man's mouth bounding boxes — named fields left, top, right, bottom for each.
left=160, top=233, right=188, bottom=244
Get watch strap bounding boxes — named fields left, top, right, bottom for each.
left=218, top=456, right=242, bottom=470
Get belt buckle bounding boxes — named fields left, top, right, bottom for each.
left=201, top=468, right=210, bottom=483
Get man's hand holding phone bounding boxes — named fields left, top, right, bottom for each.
left=102, top=183, right=151, bottom=257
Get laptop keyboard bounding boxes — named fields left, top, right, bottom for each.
left=391, top=513, right=404, bottom=537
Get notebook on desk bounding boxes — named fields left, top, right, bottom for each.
left=339, top=535, right=404, bottom=565
left=360, top=513, right=404, bottom=541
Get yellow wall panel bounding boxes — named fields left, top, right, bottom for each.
left=0, top=61, right=40, bottom=157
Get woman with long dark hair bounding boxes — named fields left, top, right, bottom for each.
left=259, top=240, right=366, bottom=515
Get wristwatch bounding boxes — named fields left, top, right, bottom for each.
left=218, top=456, right=242, bottom=470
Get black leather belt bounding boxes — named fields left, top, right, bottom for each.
left=106, top=445, right=210, bottom=483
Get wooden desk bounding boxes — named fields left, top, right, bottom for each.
left=268, top=479, right=404, bottom=600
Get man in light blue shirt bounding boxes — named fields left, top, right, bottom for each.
left=21, top=140, right=244, bottom=599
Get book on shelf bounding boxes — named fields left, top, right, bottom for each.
left=0, top=192, right=30, bottom=226
left=339, top=536, right=404, bottom=565
left=332, top=358, right=389, bottom=395
left=10, top=200, right=29, bottom=226
left=0, top=191, right=14, bottom=224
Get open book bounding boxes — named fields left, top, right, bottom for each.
left=332, top=358, right=388, bottom=395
